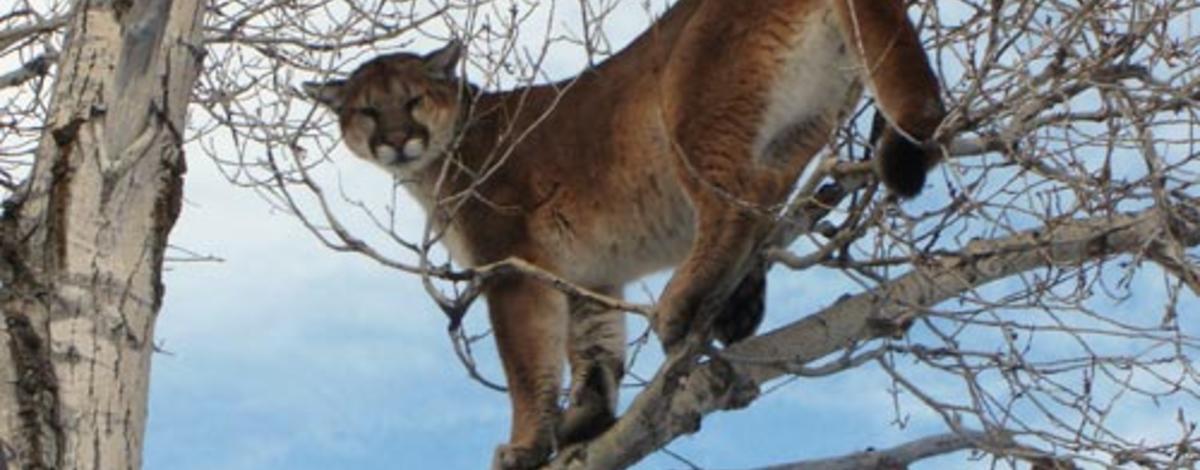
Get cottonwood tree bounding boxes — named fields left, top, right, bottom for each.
left=3, top=0, right=1200, bottom=469
left=0, top=0, right=206, bottom=468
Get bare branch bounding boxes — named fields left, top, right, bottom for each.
left=749, top=430, right=1001, bottom=470
left=0, top=53, right=56, bottom=89
left=0, top=15, right=67, bottom=52
left=466, top=257, right=653, bottom=318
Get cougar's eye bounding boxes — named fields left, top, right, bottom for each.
left=405, top=95, right=423, bottom=113
left=357, top=106, right=381, bottom=120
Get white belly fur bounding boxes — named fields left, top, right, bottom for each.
left=754, top=7, right=859, bottom=163
left=550, top=178, right=695, bottom=288
left=403, top=183, right=477, bottom=267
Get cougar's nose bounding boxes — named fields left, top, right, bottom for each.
left=368, top=134, right=400, bottom=165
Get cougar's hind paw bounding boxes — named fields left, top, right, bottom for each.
left=713, top=262, right=767, bottom=346
left=558, top=404, right=616, bottom=447
left=492, top=443, right=551, bottom=470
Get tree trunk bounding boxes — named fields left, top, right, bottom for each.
left=0, top=0, right=206, bottom=468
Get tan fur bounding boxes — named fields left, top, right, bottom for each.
left=306, top=1, right=944, bottom=468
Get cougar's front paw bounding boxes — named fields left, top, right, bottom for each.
left=492, top=443, right=551, bottom=470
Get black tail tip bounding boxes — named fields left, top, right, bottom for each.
left=875, top=130, right=935, bottom=199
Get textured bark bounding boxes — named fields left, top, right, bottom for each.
left=547, top=206, right=1200, bottom=469
left=0, top=0, right=206, bottom=468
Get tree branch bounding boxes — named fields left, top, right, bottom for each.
left=0, top=16, right=68, bottom=52
left=548, top=203, right=1200, bottom=469
left=750, top=430, right=992, bottom=470
left=0, top=53, right=56, bottom=89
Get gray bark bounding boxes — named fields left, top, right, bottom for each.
left=0, top=0, right=206, bottom=468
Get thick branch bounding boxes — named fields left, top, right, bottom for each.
left=549, top=205, right=1200, bottom=469
left=731, top=209, right=1193, bottom=384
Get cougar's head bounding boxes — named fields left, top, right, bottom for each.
left=304, top=41, right=464, bottom=176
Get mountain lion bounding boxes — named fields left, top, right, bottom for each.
left=305, top=0, right=945, bottom=468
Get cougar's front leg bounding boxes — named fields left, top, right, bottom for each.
left=559, top=286, right=626, bottom=446
left=487, top=278, right=569, bottom=470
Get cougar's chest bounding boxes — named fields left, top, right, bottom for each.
left=754, top=7, right=860, bottom=164
left=403, top=180, right=478, bottom=267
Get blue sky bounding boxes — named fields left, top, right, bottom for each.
left=140, top=2, right=1200, bottom=469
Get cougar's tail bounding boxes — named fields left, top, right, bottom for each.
left=832, top=0, right=947, bottom=198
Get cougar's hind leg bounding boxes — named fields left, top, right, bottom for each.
left=559, top=285, right=626, bottom=446
left=487, top=278, right=569, bottom=470
left=651, top=106, right=787, bottom=351
left=655, top=202, right=773, bottom=353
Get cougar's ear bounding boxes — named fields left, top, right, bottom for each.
left=423, top=40, right=463, bottom=79
left=302, top=79, right=347, bottom=110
